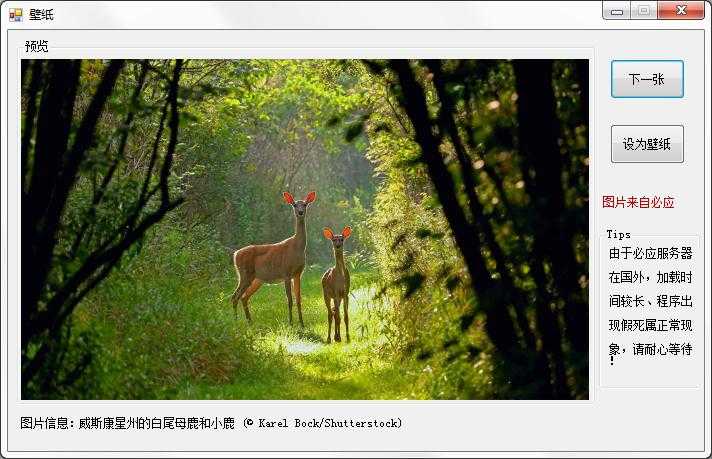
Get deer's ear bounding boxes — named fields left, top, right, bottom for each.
left=342, top=226, right=352, bottom=239
left=305, top=191, right=316, bottom=204
left=283, top=192, right=295, bottom=205
left=323, top=227, right=334, bottom=240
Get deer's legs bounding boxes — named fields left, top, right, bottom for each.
left=230, top=280, right=242, bottom=316
left=332, top=297, right=342, bottom=342
left=343, top=294, right=350, bottom=343
left=324, top=293, right=333, bottom=343
left=231, top=269, right=254, bottom=320
left=293, top=272, right=304, bottom=327
left=284, top=279, right=294, bottom=325
left=241, top=279, right=263, bottom=322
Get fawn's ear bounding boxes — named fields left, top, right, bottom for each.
left=323, top=227, right=334, bottom=240
left=305, top=191, right=316, bottom=204
left=342, top=226, right=352, bottom=239
left=283, top=192, right=295, bottom=205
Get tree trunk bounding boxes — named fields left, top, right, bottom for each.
left=513, top=59, right=576, bottom=398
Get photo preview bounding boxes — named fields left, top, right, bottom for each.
left=0, top=1, right=710, bottom=457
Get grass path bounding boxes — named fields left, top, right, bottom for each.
left=174, top=270, right=423, bottom=400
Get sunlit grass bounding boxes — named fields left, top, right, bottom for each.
left=74, top=265, right=425, bottom=400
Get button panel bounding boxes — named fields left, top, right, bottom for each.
left=602, top=1, right=705, bottom=20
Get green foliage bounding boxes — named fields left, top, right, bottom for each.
left=66, top=220, right=248, bottom=398
left=62, top=216, right=422, bottom=399
left=363, top=60, right=588, bottom=399
left=174, top=60, right=376, bottom=265
left=25, top=59, right=587, bottom=400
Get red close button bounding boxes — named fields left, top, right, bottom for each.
left=658, top=1, right=705, bottom=19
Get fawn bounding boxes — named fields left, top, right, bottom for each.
left=321, top=226, right=352, bottom=343
left=230, top=191, right=316, bottom=326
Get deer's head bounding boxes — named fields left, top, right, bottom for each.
left=283, top=191, right=316, bottom=219
left=323, top=226, right=352, bottom=253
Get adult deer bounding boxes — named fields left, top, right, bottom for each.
left=321, top=226, right=352, bottom=343
left=230, top=191, right=316, bottom=326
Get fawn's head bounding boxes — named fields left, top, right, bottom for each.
left=323, top=226, right=352, bottom=253
left=283, top=191, right=316, bottom=219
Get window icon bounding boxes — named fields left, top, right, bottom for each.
left=9, top=8, right=23, bottom=22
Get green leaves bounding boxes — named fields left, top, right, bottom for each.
left=414, top=228, right=444, bottom=240
left=344, top=119, right=365, bottom=142
left=344, top=113, right=370, bottom=142
left=394, top=272, right=426, bottom=300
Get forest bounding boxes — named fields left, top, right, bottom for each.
left=21, top=58, right=589, bottom=400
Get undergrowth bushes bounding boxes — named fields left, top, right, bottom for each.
left=68, top=219, right=253, bottom=399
